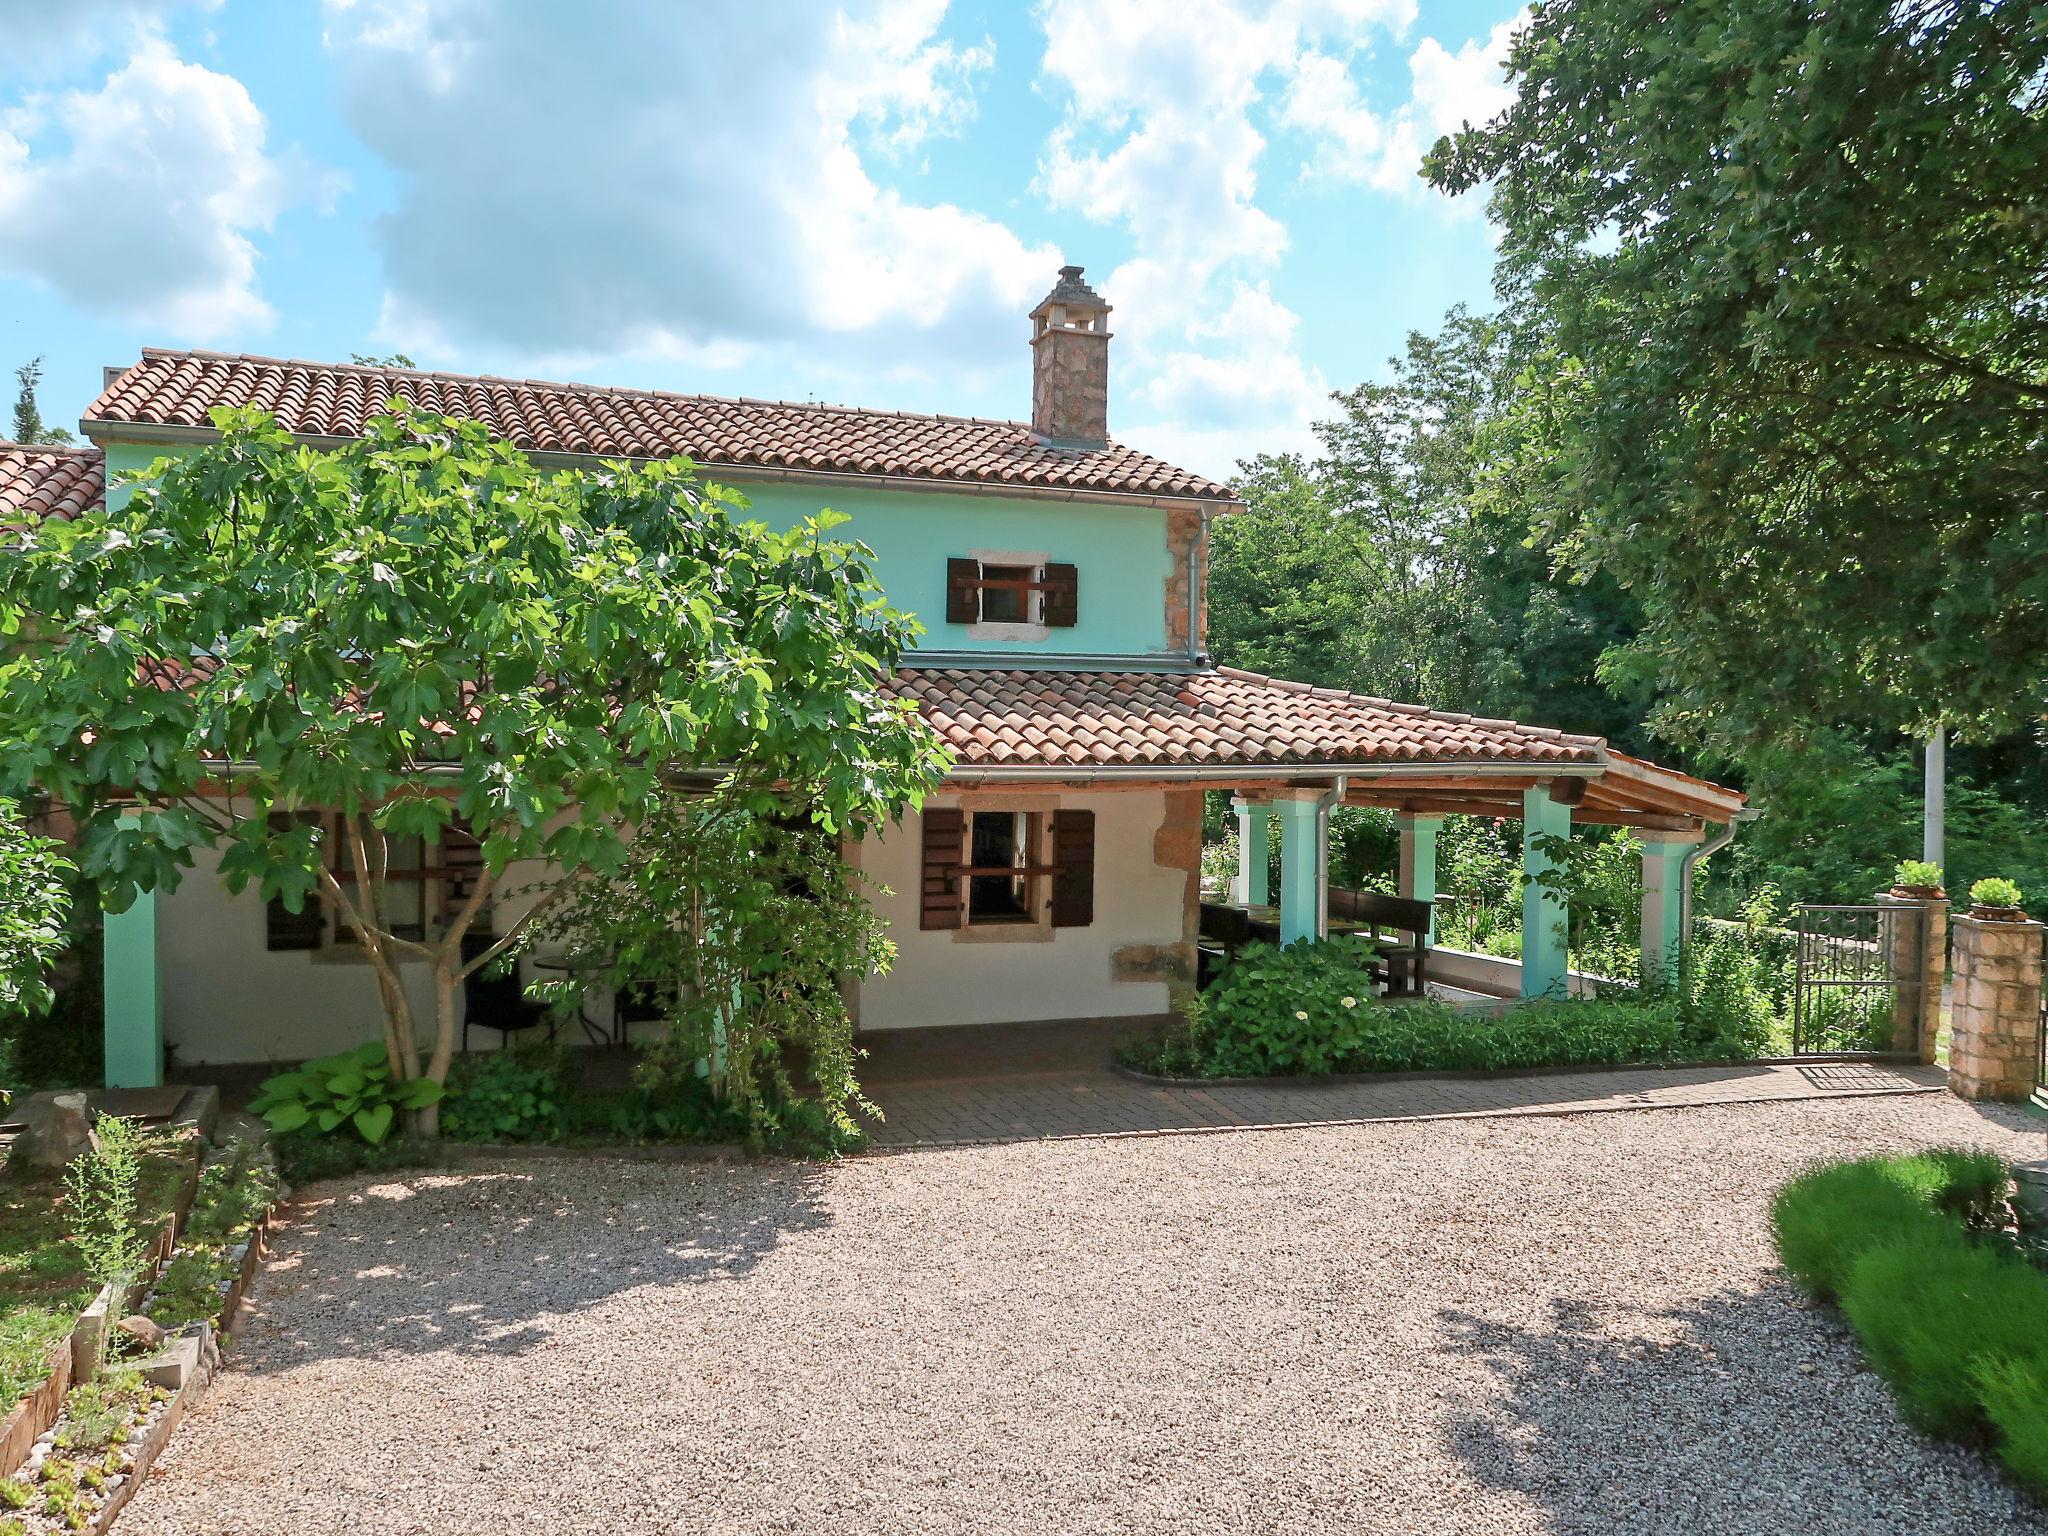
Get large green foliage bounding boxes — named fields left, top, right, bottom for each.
left=0, top=802, right=69, bottom=1031
left=1429, top=0, right=2048, bottom=754
left=0, top=405, right=946, bottom=1106
left=533, top=787, right=893, bottom=1145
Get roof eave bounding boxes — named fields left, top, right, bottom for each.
left=81, top=417, right=1244, bottom=516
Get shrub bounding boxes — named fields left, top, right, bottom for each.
left=1894, top=859, right=1944, bottom=890
left=1128, top=938, right=1765, bottom=1079
left=1840, top=1237, right=2048, bottom=1440
left=1969, top=876, right=2024, bottom=909
left=441, top=1045, right=570, bottom=1144
left=1770, top=1151, right=2007, bottom=1301
left=249, top=1040, right=444, bottom=1145
left=63, top=1114, right=148, bottom=1297
left=1975, top=1355, right=2048, bottom=1494
left=183, top=1146, right=279, bottom=1246
left=273, top=1132, right=439, bottom=1187
left=146, top=1245, right=238, bottom=1332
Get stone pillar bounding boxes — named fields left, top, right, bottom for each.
left=1520, top=787, right=1571, bottom=999
left=1885, top=893, right=1949, bottom=1064
left=1947, top=914, right=2043, bottom=1101
left=1231, top=797, right=1272, bottom=908
left=102, top=876, right=163, bottom=1090
left=1274, top=794, right=1323, bottom=947
left=1638, top=833, right=1700, bottom=986
left=1395, top=814, right=1441, bottom=943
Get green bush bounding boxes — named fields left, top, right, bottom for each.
left=1125, top=938, right=1772, bottom=1078
left=1771, top=1150, right=2008, bottom=1301
left=273, top=1132, right=440, bottom=1187
left=249, top=1040, right=444, bottom=1145
left=561, top=1071, right=863, bottom=1158
left=1841, top=1237, right=2048, bottom=1440
left=441, top=1045, right=570, bottom=1143
left=1976, top=1355, right=2048, bottom=1493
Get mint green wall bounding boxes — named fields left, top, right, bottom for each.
left=99, top=442, right=1178, bottom=659
left=728, top=478, right=1173, bottom=656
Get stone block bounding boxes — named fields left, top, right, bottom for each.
left=2013, top=1162, right=2048, bottom=1232
left=9, top=1091, right=91, bottom=1169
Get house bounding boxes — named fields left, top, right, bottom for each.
left=0, top=267, right=1745, bottom=1083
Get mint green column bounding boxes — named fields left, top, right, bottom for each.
left=1638, top=834, right=1697, bottom=986
left=1396, top=814, right=1442, bottom=943
left=1275, top=797, right=1322, bottom=946
left=1520, top=788, right=1571, bottom=999
left=1232, top=798, right=1271, bottom=907
left=102, top=880, right=163, bottom=1089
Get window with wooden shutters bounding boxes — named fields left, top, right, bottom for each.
left=328, top=818, right=490, bottom=947
left=1049, top=809, right=1095, bottom=928
left=941, top=556, right=1078, bottom=629
left=920, top=807, right=966, bottom=930
left=264, top=811, right=325, bottom=951
left=920, top=805, right=1096, bottom=932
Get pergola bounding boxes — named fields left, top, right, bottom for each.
left=894, top=665, right=1751, bottom=996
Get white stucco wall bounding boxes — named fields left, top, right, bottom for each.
left=156, top=844, right=559, bottom=1067
left=856, top=789, right=1189, bottom=1031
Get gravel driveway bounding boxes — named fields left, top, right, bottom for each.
left=125, top=1097, right=2047, bottom=1536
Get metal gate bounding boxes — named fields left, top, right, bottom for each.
left=1791, top=903, right=1929, bottom=1058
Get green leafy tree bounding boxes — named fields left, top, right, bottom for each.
left=1428, top=0, right=2048, bottom=755
left=11, top=357, right=75, bottom=446
left=0, top=405, right=947, bottom=1130
left=0, top=799, right=71, bottom=1031
left=532, top=786, right=894, bottom=1144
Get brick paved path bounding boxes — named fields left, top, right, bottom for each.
left=856, top=1019, right=1949, bottom=1149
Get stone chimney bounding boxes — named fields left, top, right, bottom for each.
left=1029, top=264, right=1112, bottom=450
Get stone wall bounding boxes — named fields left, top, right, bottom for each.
left=1947, top=914, right=2045, bottom=1101
left=1112, top=788, right=1202, bottom=999
left=1165, top=506, right=1208, bottom=653
left=1885, top=896, right=1948, bottom=1064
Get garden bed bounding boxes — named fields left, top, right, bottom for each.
left=0, top=1131, right=201, bottom=1478
left=0, top=1129, right=280, bottom=1533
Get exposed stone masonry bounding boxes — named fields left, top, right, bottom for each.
left=1947, top=914, right=2044, bottom=1101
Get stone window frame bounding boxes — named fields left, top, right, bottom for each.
left=963, top=547, right=1053, bottom=644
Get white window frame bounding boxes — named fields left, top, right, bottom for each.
left=965, top=547, right=1052, bottom=643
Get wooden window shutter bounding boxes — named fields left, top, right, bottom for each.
left=437, top=825, right=488, bottom=934
left=945, top=559, right=981, bottom=625
left=920, top=808, right=966, bottom=930
left=1049, top=809, right=1095, bottom=928
left=264, top=811, right=324, bottom=951
left=1042, top=563, right=1079, bottom=628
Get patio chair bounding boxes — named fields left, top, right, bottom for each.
left=460, top=932, right=554, bottom=1053
left=1197, top=902, right=1254, bottom=989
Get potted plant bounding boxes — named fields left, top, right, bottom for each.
left=1890, top=859, right=1946, bottom=901
left=1967, top=877, right=2028, bottom=923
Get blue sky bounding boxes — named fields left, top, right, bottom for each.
left=0, top=0, right=1522, bottom=479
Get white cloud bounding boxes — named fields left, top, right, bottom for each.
left=0, top=38, right=304, bottom=338
left=1284, top=10, right=1525, bottom=193
left=0, top=0, right=220, bottom=76
left=321, top=0, right=1052, bottom=388
left=1032, top=0, right=1519, bottom=478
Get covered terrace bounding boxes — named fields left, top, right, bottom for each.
left=892, top=664, right=1750, bottom=999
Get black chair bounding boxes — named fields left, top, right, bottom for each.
left=461, top=932, right=553, bottom=1053
left=611, top=981, right=668, bottom=1045
left=1197, top=902, right=1254, bottom=989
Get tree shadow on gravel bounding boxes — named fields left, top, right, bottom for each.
left=232, top=1158, right=836, bottom=1370
left=1435, top=1287, right=2048, bottom=1536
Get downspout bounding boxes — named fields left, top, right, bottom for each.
left=1314, top=775, right=1348, bottom=940
left=1678, top=808, right=1761, bottom=941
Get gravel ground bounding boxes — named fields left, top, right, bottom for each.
left=124, top=1096, right=2047, bottom=1536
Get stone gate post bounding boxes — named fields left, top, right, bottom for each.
left=1884, top=892, right=1948, bottom=1064
left=1947, top=913, right=2045, bottom=1101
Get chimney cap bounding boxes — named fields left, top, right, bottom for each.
left=1032, top=264, right=1109, bottom=316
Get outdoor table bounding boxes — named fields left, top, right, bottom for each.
left=528, top=953, right=618, bottom=1047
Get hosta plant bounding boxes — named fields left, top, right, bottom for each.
left=249, top=1041, right=443, bottom=1145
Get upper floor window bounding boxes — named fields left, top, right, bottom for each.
left=945, top=553, right=1078, bottom=634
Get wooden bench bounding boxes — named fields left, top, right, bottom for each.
left=1327, top=887, right=1434, bottom=996
left=1197, top=902, right=1255, bottom=988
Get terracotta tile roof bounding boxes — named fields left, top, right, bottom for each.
left=0, top=442, right=104, bottom=531
left=888, top=666, right=1611, bottom=769
left=82, top=349, right=1237, bottom=505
